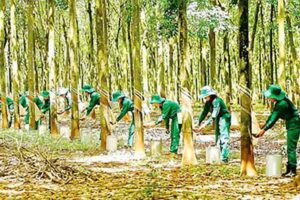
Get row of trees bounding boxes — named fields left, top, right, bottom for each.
left=1, top=0, right=299, bottom=175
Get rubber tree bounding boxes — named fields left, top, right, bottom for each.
left=0, top=0, right=8, bottom=128
left=10, top=0, right=20, bottom=129
left=69, top=0, right=80, bottom=139
left=131, top=0, right=145, bottom=158
left=179, top=0, right=197, bottom=165
left=95, top=0, right=111, bottom=150
left=238, top=0, right=257, bottom=177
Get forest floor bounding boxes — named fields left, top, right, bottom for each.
left=0, top=114, right=300, bottom=199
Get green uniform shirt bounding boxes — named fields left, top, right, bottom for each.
left=116, top=98, right=134, bottom=122
left=155, top=100, right=181, bottom=129
left=263, top=97, right=300, bottom=131
left=0, top=97, right=14, bottom=111
left=86, top=92, right=101, bottom=116
left=42, top=99, right=50, bottom=114
left=20, top=95, right=44, bottom=110
left=198, top=96, right=230, bottom=126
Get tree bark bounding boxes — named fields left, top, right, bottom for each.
left=10, top=0, right=20, bottom=129
left=238, top=0, right=257, bottom=177
left=48, top=0, right=59, bottom=136
left=131, top=0, right=145, bottom=158
left=278, top=0, right=286, bottom=89
left=179, top=0, right=197, bottom=166
left=69, top=0, right=80, bottom=139
left=0, top=0, right=8, bottom=128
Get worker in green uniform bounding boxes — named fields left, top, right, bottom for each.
left=195, top=86, right=231, bottom=163
left=80, top=84, right=101, bottom=120
left=57, top=88, right=71, bottom=115
left=145, top=94, right=181, bottom=154
left=0, top=95, right=14, bottom=127
left=111, top=91, right=134, bottom=147
left=255, top=85, right=300, bottom=177
left=19, top=93, right=44, bottom=129
left=40, top=91, right=50, bottom=114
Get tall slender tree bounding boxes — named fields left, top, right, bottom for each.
left=69, top=0, right=80, bottom=139
left=10, top=0, right=20, bottom=129
left=277, top=0, right=286, bottom=89
left=27, top=0, right=36, bottom=129
left=131, top=0, right=145, bottom=158
left=48, top=0, right=59, bottom=135
left=179, top=0, right=197, bottom=165
left=96, top=0, right=111, bottom=150
left=238, top=0, right=257, bottom=176
left=0, top=0, right=8, bottom=128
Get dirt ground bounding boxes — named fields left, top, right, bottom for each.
left=0, top=116, right=300, bottom=199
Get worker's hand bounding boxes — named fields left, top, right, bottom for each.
left=253, top=129, right=265, bottom=138
left=165, top=129, right=170, bottom=134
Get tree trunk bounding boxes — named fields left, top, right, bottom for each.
left=0, top=0, right=8, bottom=128
left=286, top=14, right=300, bottom=105
left=10, top=0, right=20, bottom=129
left=179, top=0, right=197, bottom=166
left=269, top=4, right=274, bottom=84
left=96, top=0, right=111, bottom=151
left=131, top=0, right=145, bottom=158
left=48, top=0, right=59, bottom=136
left=277, top=0, right=286, bottom=89
left=238, top=0, right=257, bottom=177
left=27, top=0, right=36, bottom=129
left=249, top=0, right=260, bottom=52
left=69, top=0, right=80, bottom=139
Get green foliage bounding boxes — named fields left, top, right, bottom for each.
left=159, top=0, right=178, bottom=38
left=55, top=0, right=68, bottom=10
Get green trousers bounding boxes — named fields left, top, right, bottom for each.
left=170, top=116, right=180, bottom=153
left=286, top=116, right=300, bottom=168
left=128, top=113, right=135, bottom=147
left=8, top=109, right=14, bottom=128
left=215, top=114, right=231, bottom=161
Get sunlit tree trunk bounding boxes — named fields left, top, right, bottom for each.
left=277, top=0, right=286, bottom=89
left=96, top=0, right=111, bottom=150
left=0, top=0, right=8, bottom=128
left=286, top=14, right=300, bottom=105
left=10, top=0, right=20, bottom=129
left=69, top=0, right=80, bottom=139
left=48, top=0, right=59, bottom=135
left=238, top=0, right=257, bottom=177
left=27, top=0, right=36, bottom=129
left=131, top=0, right=145, bottom=158
left=179, top=0, right=197, bottom=166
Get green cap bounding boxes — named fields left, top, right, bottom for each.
left=81, top=84, right=95, bottom=93
left=112, top=91, right=125, bottom=102
left=41, top=91, right=50, bottom=98
left=200, top=86, right=217, bottom=99
left=263, top=84, right=286, bottom=101
left=150, top=94, right=165, bottom=104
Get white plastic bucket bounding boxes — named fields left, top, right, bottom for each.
left=206, top=146, right=221, bottom=164
left=150, top=139, right=162, bottom=156
left=266, top=154, right=282, bottom=177
left=106, top=135, right=118, bottom=152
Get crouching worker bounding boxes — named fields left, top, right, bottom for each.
left=144, top=94, right=181, bottom=154
left=111, top=91, right=134, bottom=147
left=80, top=84, right=101, bottom=120
left=194, top=86, right=231, bottom=163
left=19, top=93, right=44, bottom=129
left=0, top=95, right=14, bottom=127
left=255, top=85, right=300, bottom=177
